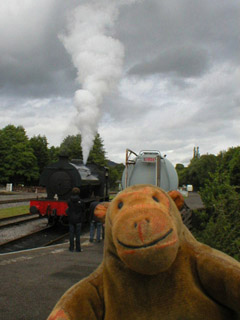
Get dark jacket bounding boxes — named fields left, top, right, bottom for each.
left=89, top=201, right=101, bottom=222
left=67, top=195, right=85, bottom=224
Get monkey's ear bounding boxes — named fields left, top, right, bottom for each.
left=94, top=202, right=109, bottom=223
left=168, top=190, right=184, bottom=210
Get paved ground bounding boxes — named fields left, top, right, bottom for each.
left=0, top=190, right=204, bottom=320
left=0, top=239, right=103, bottom=320
left=184, top=192, right=205, bottom=210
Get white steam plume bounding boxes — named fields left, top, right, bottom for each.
left=60, top=0, right=139, bottom=164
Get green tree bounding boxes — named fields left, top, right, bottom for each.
left=217, top=147, right=240, bottom=189
left=175, top=163, right=188, bottom=186
left=88, top=133, right=106, bottom=166
left=228, top=148, right=240, bottom=188
left=217, top=147, right=237, bottom=172
left=0, top=125, right=39, bottom=185
left=108, top=163, right=125, bottom=190
left=187, top=154, right=217, bottom=190
left=48, top=146, right=60, bottom=163
left=59, top=134, right=83, bottom=160
left=29, top=135, right=49, bottom=175
left=192, top=169, right=240, bottom=260
left=59, top=133, right=107, bottom=166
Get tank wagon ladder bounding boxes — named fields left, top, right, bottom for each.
left=125, top=149, right=138, bottom=188
left=125, top=149, right=162, bottom=188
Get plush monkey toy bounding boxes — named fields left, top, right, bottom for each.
left=48, top=184, right=240, bottom=320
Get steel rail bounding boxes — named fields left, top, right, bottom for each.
left=0, top=214, right=40, bottom=229
left=0, top=226, right=54, bottom=254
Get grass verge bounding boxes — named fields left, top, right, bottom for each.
left=0, top=205, right=29, bottom=219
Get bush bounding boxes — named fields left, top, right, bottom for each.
left=191, top=170, right=240, bottom=261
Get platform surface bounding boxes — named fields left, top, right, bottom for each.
left=184, top=192, right=204, bottom=210
left=0, top=238, right=103, bottom=320
left=0, top=190, right=205, bottom=320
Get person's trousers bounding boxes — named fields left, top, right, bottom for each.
left=69, top=223, right=82, bottom=251
left=90, top=221, right=102, bottom=242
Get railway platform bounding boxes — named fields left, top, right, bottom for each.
left=0, top=237, right=103, bottom=320
left=0, top=190, right=204, bottom=320
left=184, top=192, right=204, bottom=210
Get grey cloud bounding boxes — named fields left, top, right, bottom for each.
left=102, top=94, right=156, bottom=123
left=128, top=46, right=209, bottom=78
left=0, top=0, right=239, bottom=167
left=191, top=100, right=240, bottom=126
left=117, top=0, right=239, bottom=69
left=0, top=1, right=77, bottom=98
left=0, top=66, right=77, bottom=99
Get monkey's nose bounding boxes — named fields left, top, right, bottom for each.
left=134, top=218, right=151, bottom=242
left=134, top=218, right=150, bottom=228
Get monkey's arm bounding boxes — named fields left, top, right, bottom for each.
left=197, top=247, right=240, bottom=313
left=47, top=265, right=104, bottom=320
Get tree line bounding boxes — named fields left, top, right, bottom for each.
left=0, top=124, right=124, bottom=189
left=175, top=147, right=240, bottom=260
left=176, top=146, right=240, bottom=191
left=1, top=124, right=239, bottom=258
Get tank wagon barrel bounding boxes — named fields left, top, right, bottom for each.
left=122, top=149, right=178, bottom=191
left=122, top=149, right=192, bottom=229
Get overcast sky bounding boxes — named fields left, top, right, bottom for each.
left=0, top=0, right=239, bottom=166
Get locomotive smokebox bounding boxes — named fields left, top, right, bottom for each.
left=39, top=155, right=108, bottom=200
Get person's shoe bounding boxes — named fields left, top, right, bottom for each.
left=97, top=240, right=101, bottom=243
left=69, top=248, right=74, bottom=252
left=89, top=239, right=93, bottom=243
left=76, top=249, right=83, bottom=252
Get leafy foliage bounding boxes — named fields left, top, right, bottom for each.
left=108, top=163, right=125, bottom=190
left=59, top=134, right=83, bottom=160
left=192, top=170, right=240, bottom=260
left=225, top=147, right=240, bottom=188
left=48, top=145, right=60, bottom=163
left=175, top=163, right=188, bottom=186
left=29, top=135, right=49, bottom=177
left=176, top=146, right=240, bottom=191
left=0, top=125, right=111, bottom=186
left=0, top=125, right=39, bottom=184
left=59, top=133, right=107, bottom=166
left=87, top=133, right=107, bottom=166
left=176, top=146, right=240, bottom=260
left=187, top=154, right=218, bottom=190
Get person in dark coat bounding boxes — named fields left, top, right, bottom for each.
left=67, top=187, right=85, bottom=252
left=89, top=201, right=103, bottom=243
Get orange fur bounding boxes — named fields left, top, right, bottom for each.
left=94, top=202, right=109, bottom=223
left=47, top=185, right=240, bottom=320
left=48, top=308, right=69, bottom=320
left=168, top=190, right=184, bottom=210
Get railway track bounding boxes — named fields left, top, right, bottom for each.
left=0, top=225, right=69, bottom=254
left=0, top=213, right=40, bottom=229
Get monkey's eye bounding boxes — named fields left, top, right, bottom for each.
left=152, top=196, right=159, bottom=203
left=118, top=201, right=123, bottom=209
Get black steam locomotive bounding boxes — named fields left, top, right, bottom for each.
left=30, top=156, right=109, bottom=225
